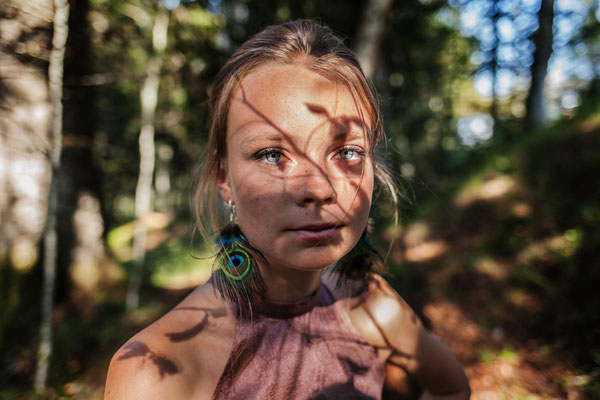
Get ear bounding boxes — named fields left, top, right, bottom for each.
left=216, top=158, right=233, bottom=204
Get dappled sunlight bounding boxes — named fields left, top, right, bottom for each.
left=107, top=212, right=173, bottom=262
left=402, top=222, right=430, bottom=247
left=150, top=260, right=212, bottom=290
left=516, top=229, right=581, bottom=265
left=454, top=175, right=516, bottom=207
left=473, top=257, right=509, bottom=280
left=404, top=240, right=448, bottom=263
left=389, top=221, right=449, bottom=263
left=9, top=236, right=38, bottom=272
left=423, top=301, right=484, bottom=363
left=370, top=297, right=401, bottom=326
left=506, top=289, right=542, bottom=314
left=511, top=201, right=532, bottom=218
left=105, top=214, right=215, bottom=290
left=423, top=300, right=578, bottom=399
left=579, top=113, right=600, bottom=133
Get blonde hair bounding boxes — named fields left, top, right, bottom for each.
left=195, top=19, right=397, bottom=251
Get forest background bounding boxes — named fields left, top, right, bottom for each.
left=1, top=0, right=599, bottom=398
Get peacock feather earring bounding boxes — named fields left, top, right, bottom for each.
left=213, top=200, right=266, bottom=310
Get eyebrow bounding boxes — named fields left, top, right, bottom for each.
left=330, top=118, right=370, bottom=142
left=243, top=131, right=285, bottom=144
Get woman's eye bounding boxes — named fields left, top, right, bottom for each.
left=338, top=146, right=364, bottom=160
left=254, top=148, right=283, bottom=164
left=264, top=151, right=281, bottom=163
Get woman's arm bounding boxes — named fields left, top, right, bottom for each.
left=362, top=274, right=470, bottom=399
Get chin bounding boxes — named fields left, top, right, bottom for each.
left=275, top=247, right=351, bottom=272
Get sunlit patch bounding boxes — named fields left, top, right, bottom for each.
left=423, top=300, right=483, bottom=355
left=511, top=202, right=532, bottom=217
left=507, top=289, right=541, bottom=313
left=402, top=222, right=430, bottom=247
left=474, top=257, right=509, bottom=280
left=404, top=240, right=448, bottom=263
left=371, top=297, right=401, bottom=326
left=516, top=230, right=581, bottom=264
left=454, top=175, right=516, bottom=206
left=107, top=212, right=172, bottom=262
left=9, top=236, right=38, bottom=272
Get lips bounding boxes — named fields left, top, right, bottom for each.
left=288, top=223, right=342, bottom=242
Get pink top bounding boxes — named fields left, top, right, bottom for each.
left=212, top=284, right=385, bottom=399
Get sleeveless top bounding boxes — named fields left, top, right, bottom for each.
left=212, top=283, right=385, bottom=399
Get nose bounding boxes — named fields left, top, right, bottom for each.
left=293, top=161, right=337, bottom=207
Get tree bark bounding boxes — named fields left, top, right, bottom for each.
left=34, top=0, right=69, bottom=392
left=126, top=6, right=169, bottom=311
left=525, top=0, right=555, bottom=129
left=489, top=0, right=500, bottom=123
left=354, top=0, right=393, bottom=80
left=58, top=0, right=114, bottom=309
left=0, top=0, right=54, bottom=265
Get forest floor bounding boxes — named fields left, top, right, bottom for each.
left=382, top=114, right=600, bottom=399
left=388, top=186, right=592, bottom=399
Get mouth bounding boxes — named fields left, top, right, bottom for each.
left=288, top=223, right=343, bottom=242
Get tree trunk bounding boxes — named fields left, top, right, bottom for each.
left=525, top=0, right=555, bottom=129
left=0, top=1, right=54, bottom=267
left=489, top=0, right=500, bottom=123
left=34, top=0, right=69, bottom=392
left=58, top=0, right=115, bottom=309
left=354, top=0, right=393, bottom=80
left=126, top=6, right=169, bottom=311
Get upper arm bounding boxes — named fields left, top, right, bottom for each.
left=104, top=338, right=190, bottom=400
left=361, top=274, right=470, bottom=398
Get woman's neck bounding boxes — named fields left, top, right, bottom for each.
left=258, top=263, right=324, bottom=302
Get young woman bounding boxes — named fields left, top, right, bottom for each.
left=105, top=20, right=470, bottom=399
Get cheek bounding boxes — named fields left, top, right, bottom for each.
left=233, top=177, right=282, bottom=227
left=342, top=169, right=374, bottom=220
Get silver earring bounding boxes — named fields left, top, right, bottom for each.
left=228, top=200, right=236, bottom=223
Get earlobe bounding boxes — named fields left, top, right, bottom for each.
left=216, top=161, right=233, bottom=203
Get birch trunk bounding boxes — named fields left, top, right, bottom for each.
left=354, top=0, right=393, bottom=80
left=59, top=0, right=115, bottom=309
left=34, top=0, right=69, bottom=392
left=525, top=0, right=555, bottom=129
left=126, top=6, right=169, bottom=311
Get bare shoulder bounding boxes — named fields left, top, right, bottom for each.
left=338, top=273, right=424, bottom=365
left=362, top=274, right=470, bottom=398
left=105, top=281, right=235, bottom=399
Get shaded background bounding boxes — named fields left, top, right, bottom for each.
left=1, top=0, right=599, bottom=398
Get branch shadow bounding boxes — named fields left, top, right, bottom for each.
left=165, top=306, right=227, bottom=342
left=118, top=340, right=179, bottom=378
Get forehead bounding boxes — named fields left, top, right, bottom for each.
left=226, top=63, right=371, bottom=141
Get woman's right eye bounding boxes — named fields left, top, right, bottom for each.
left=264, top=151, right=281, bottom=163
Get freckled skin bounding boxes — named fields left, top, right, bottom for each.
left=218, top=64, right=374, bottom=278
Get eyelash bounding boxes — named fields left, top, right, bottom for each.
left=253, top=148, right=283, bottom=164
left=252, top=145, right=365, bottom=164
left=338, top=145, right=365, bottom=160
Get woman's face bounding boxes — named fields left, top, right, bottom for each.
left=218, top=63, right=374, bottom=273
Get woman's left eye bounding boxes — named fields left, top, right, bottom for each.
left=253, top=148, right=284, bottom=164
left=338, top=146, right=364, bottom=160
